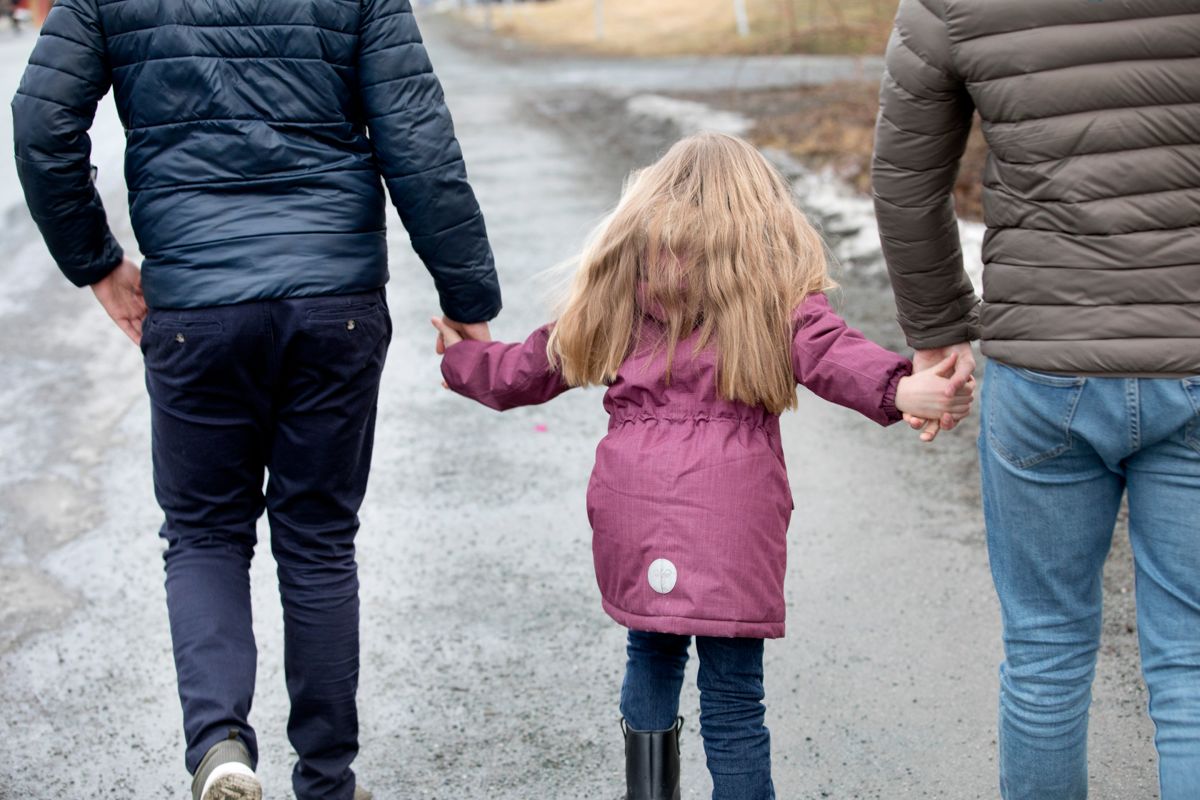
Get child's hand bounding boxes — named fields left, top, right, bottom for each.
left=895, top=352, right=974, bottom=442
left=431, top=317, right=464, bottom=389
left=431, top=316, right=464, bottom=351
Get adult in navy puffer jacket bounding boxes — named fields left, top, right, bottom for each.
left=13, top=0, right=499, bottom=318
left=13, top=2, right=499, bottom=800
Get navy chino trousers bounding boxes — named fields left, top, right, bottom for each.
left=142, top=290, right=390, bottom=800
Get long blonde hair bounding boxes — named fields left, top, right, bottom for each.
left=547, top=132, right=833, bottom=414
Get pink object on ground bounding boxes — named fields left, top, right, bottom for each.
left=441, top=293, right=911, bottom=638
left=534, top=424, right=549, bottom=433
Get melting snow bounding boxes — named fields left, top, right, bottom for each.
left=626, top=93, right=985, bottom=293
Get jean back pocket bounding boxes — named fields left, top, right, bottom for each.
left=985, top=361, right=1086, bottom=469
left=1184, top=377, right=1200, bottom=454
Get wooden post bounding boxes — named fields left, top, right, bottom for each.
left=733, top=0, right=750, bottom=37
left=824, top=0, right=846, bottom=28
left=781, top=0, right=797, bottom=38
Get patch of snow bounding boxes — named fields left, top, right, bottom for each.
left=623, top=96, right=985, bottom=293
left=784, top=160, right=984, bottom=293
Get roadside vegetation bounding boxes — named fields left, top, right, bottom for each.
left=457, top=0, right=900, bottom=57
left=455, top=0, right=987, bottom=220
left=716, top=83, right=988, bottom=221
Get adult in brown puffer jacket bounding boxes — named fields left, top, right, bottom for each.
left=871, top=1, right=1200, bottom=799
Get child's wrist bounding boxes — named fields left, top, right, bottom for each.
left=893, top=375, right=912, bottom=413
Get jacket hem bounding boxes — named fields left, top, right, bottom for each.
left=602, top=598, right=785, bottom=640
left=141, top=231, right=390, bottom=309
left=981, top=341, right=1200, bottom=379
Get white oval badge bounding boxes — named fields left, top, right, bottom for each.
left=648, top=558, right=677, bottom=594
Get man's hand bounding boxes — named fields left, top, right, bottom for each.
left=434, top=317, right=491, bottom=355
left=895, top=352, right=975, bottom=442
left=432, top=316, right=491, bottom=389
left=904, top=341, right=976, bottom=441
left=91, top=258, right=147, bottom=346
left=431, top=317, right=464, bottom=350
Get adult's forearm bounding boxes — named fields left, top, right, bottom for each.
left=14, top=149, right=124, bottom=286
left=13, top=0, right=118, bottom=287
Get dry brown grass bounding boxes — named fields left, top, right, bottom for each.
left=699, top=82, right=987, bottom=220
left=458, top=0, right=899, bottom=57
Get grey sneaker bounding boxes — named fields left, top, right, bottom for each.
left=191, top=730, right=261, bottom=800
left=353, top=786, right=373, bottom=800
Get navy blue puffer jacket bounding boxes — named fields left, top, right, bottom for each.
left=13, top=0, right=500, bottom=321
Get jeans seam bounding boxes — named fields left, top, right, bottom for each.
left=1182, top=380, right=1200, bottom=454
left=1127, top=378, right=1141, bottom=451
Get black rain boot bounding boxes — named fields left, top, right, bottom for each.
left=622, top=716, right=683, bottom=800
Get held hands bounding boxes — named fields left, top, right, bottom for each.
left=91, top=258, right=147, bottom=345
left=430, top=316, right=491, bottom=351
left=431, top=316, right=464, bottom=350
left=431, top=316, right=491, bottom=388
left=894, top=349, right=976, bottom=443
left=905, top=342, right=977, bottom=442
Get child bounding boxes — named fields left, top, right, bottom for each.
left=432, top=133, right=972, bottom=800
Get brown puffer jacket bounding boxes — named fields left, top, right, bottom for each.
left=872, top=0, right=1200, bottom=376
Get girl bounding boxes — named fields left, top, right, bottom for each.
left=431, top=133, right=972, bottom=800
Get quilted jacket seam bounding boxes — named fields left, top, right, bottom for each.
left=25, top=60, right=102, bottom=86
left=112, top=55, right=353, bottom=70
left=379, top=155, right=462, bottom=182
left=34, top=30, right=103, bottom=55
left=989, top=141, right=1200, bottom=168
left=966, top=54, right=1200, bottom=86
left=126, top=117, right=352, bottom=132
left=360, top=65, right=435, bottom=90
left=988, top=99, right=1200, bottom=128
left=985, top=184, right=1200, bottom=207
left=953, top=11, right=1200, bottom=47
left=107, top=22, right=358, bottom=41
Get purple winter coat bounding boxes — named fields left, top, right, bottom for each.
left=441, top=292, right=912, bottom=638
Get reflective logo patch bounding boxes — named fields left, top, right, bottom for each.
left=648, top=558, right=677, bottom=594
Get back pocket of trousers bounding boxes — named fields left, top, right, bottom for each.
left=986, top=362, right=1086, bottom=469
left=1185, top=377, right=1200, bottom=455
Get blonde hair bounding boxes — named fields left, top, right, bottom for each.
left=547, top=132, right=833, bottom=414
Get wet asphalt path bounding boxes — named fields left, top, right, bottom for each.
left=0, top=12, right=1156, bottom=800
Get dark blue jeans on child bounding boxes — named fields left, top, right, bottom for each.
left=142, top=290, right=390, bottom=800
left=621, top=629, right=775, bottom=799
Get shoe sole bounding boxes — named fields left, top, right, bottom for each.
left=201, top=774, right=262, bottom=800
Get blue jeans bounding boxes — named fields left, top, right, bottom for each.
left=620, top=630, right=775, bottom=800
left=144, top=291, right=390, bottom=800
left=979, top=360, right=1200, bottom=800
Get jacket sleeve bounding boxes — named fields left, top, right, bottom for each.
left=793, top=293, right=913, bottom=426
left=12, top=0, right=124, bottom=287
left=872, top=0, right=980, bottom=349
left=356, top=0, right=500, bottom=324
left=441, top=324, right=572, bottom=411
